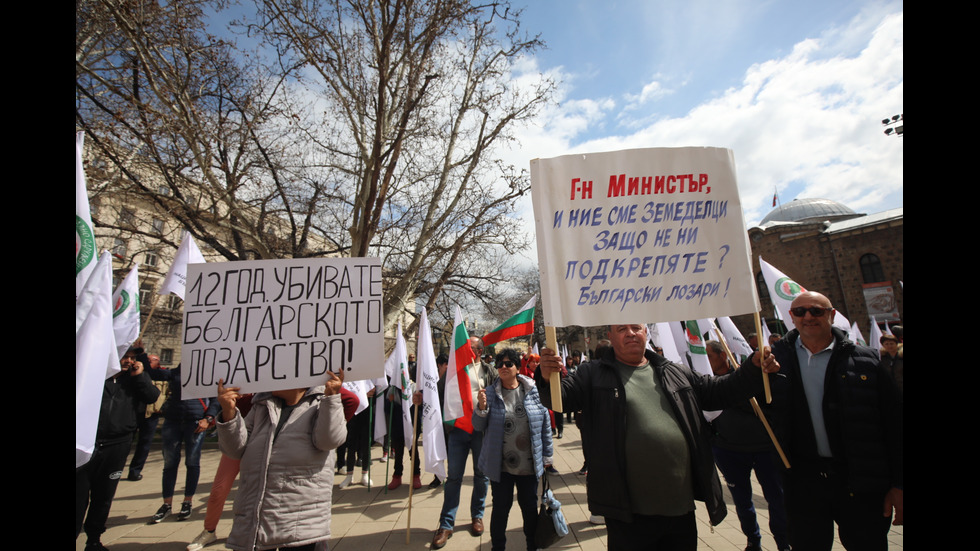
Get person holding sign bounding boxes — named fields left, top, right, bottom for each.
left=768, top=292, right=903, bottom=551
left=536, top=324, right=779, bottom=550
left=214, top=371, right=347, bottom=551
left=473, top=348, right=554, bottom=551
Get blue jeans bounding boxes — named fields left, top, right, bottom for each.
left=161, top=417, right=205, bottom=500
left=438, top=427, right=489, bottom=530
left=712, top=446, right=789, bottom=549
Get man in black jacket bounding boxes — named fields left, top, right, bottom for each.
left=771, top=291, right=903, bottom=551
left=76, top=347, right=161, bottom=550
left=538, top=324, right=778, bottom=551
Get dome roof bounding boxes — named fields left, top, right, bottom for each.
left=760, top=198, right=859, bottom=225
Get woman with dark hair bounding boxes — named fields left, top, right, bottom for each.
left=474, top=348, right=554, bottom=551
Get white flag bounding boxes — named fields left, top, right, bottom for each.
left=386, top=323, right=415, bottom=444
left=342, top=379, right=372, bottom=416
left=715, top=316, right=754, bottom=362
left=76, top=251, right=120, bottom=467
left=868, top=316, right=883, bottom=352
left=831, top=309, right=852, bottom=336
left=112, top=264, right=141, bottom=361
left=654, top=322, right=683, bottom=363
left=758, top=257, right=808, bottom=332
left=850, top=322, right=867, bottom=346
left=417, top=308, right=447, bottom=479
left=159, top=232, right=206, bottom=300
left=76, top=132, right=98, bottom=300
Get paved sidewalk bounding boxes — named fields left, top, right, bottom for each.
left=77, top=423, right=902, bottom=550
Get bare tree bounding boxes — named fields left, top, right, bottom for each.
left=76, top=0, right=342, bottom=261
left=77, top=0, right=556, bottom=338
left=250, top=0, right=555, bottom=334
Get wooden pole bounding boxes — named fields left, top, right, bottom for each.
left=714, top=324, right=790, bottom=469
left=545, top=326, right=563, bottom=412
left=753, top=313, right=772, bottom=403
left=137, top=289, right=161, bottom=341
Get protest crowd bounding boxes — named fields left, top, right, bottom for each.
left=78, top=142, right=901, bottom=551
left=77, top=305, right=902, bottom=551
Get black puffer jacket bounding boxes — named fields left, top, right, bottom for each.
left=769, top=327, right=903, bottom=493
left=537, top=348, right=764, bottom=525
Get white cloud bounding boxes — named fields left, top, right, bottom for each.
left=521, top=8, right=903, bottom=227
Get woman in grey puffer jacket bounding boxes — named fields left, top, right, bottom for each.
left=474, top=348, right=554, bottom=551
left=216, top=373, right=347, bottom=551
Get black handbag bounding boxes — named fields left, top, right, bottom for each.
left=534, top=471, right=569, bottom=548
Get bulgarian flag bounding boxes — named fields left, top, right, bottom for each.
left=443, top=306, right=477, bottom=433
left=482, top=295, right=536, bottom=346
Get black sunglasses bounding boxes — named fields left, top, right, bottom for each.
left=500, top=360, right=517, bottom=368
left=790, top=306, right=834, bottom=317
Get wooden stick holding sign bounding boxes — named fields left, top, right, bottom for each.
left=545, top=326, right=563, bottom=413
left=713, top=321, right=788, bottom=468
left=753, top=313, right=772, bottom=403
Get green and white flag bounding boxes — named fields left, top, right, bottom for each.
left=76, top=251, right=119, bottom=467
left=112, top=264, right=141, bottom=360
left=75, top=132, right=97, bottom=299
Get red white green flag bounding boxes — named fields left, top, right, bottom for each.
left=443, top=306, right=477, bottom=433
left=482, top=295, right=536, bottom=346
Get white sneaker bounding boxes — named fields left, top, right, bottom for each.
left=360, top=472, right=374, bottom=486
left=339, top=473, right=354, bottom=489
left=589, top=515, right=605, bottom=525
left=187, top=529, right=217, bottom=551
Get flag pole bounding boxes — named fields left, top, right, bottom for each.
left=406, top=400, right=421, bottom=544
left=367, top=395, right=373, bottom=491
left=137, top=290, right=160, bottom=341
left=384, top=396, right=393, bottom=495
left=753, top=313, right=772, bottom=403
left=545, top=326, right=563, bottom=412
left=714, top=322, right=789, bottom=469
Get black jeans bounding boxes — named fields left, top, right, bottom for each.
left=489, top=472, right=539, bottom=551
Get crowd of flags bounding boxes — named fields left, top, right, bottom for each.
left=75, top=132, right=209, bottom=467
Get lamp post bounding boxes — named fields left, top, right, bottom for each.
left=882, top=113, right=903, bottom=137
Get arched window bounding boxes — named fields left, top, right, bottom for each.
left=860, top=254, right=885, bottom=283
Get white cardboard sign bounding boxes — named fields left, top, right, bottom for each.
left=530, top=147, right=760, bottom=326
left=179, top=257, right=385, bottom=398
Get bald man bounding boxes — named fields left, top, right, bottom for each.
left=771, top=291, right=903, bottom=551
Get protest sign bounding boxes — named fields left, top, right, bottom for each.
left=180, top=257, right=384, bottom=398
left=530, top=147, right=760, bottom=326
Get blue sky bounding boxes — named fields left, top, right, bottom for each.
left=500, top=0, right=903, bottom=228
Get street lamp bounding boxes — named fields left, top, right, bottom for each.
left=882, top=114, right=903, bottom=137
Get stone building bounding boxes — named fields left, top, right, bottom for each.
left=733, top=198, right=903, bottom=340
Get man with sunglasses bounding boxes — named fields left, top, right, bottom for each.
left=772, top=291, right=903, bottom=551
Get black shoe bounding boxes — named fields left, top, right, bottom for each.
left=545, top=465, right=559, bottom=474
left=428, top=477, right=442, bottom=489
left=150, top=503, right=171, bottom=524
left=177, top=501, right=193, bottom=521
left=85, top=542, right=109, bottom=551
left=745, top=544, right=763, bottom=551
left=127, top=471, right=142, bottom=481
left=557, top=431, right=563, bottom=439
